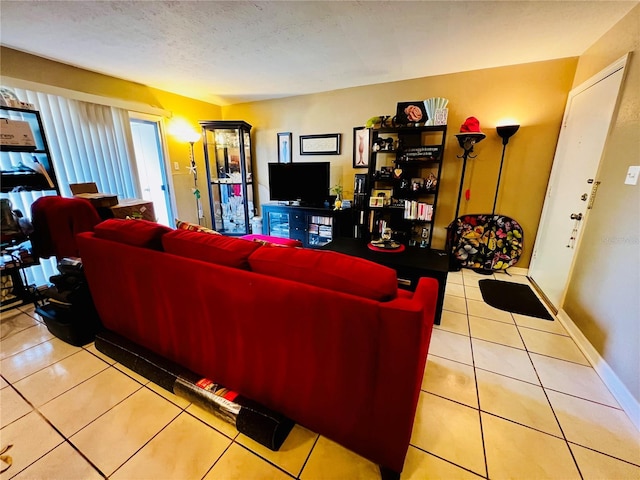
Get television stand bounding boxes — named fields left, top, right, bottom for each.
left=261, top=203, right=353, bottom=249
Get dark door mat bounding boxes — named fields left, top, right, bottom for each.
left=478, top=279, right=553, bottom=321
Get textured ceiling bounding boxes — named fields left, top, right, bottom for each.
left=1, top=1, right=637, bottom=105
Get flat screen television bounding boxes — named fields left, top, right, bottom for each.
left=268, top=162, right=330, bottom=207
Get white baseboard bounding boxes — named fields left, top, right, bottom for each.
left=557, top=309, right=640, bottom=431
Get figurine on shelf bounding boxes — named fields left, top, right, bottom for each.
left=330, top=184, right=343, bottom=210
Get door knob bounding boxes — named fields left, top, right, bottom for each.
left=570, top=213, right=583, bottom=221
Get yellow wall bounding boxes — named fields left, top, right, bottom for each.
left=224, top=58, right=577, bottom=261
left=1, top=46, right=223, bottom=224
left=563, top=4, right=640, bottom=403
left=2, top=47, right=577, bottom=266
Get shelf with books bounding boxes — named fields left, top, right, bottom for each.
left=363, top=125, right=446, bottom=248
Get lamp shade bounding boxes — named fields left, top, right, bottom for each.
left=496, top=125, right=520, bottom=145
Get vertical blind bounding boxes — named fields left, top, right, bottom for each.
left=2, top=88, right=139, bottom=287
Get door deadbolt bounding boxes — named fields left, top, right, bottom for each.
left=581, top=194, right=588, bottom=201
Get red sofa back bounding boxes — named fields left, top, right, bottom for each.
left=77, top=219, right=437, bottom=474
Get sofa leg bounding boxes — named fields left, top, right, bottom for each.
left=379, top=466, right=401, bottom=480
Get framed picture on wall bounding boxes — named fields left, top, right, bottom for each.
left=353, top=127, right=370, bottom=168
left=299, top=133, right=341, bottom=155
left=277, top=132, right=292, bottom=163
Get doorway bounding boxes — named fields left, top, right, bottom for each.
left=528, top=55, right=628, bottom=310
left=129, top=115, right=174, bottom=226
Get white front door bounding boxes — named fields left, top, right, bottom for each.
left=529, top=56, right=627, bottom=310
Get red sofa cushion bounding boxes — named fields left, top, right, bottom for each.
left=249, top=246, right=398, bottom=301
left=93, top=219, right=171, bottom=250
left=162, top=229, right=262, bottom=269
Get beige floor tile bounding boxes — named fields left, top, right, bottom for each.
left=112, top=412, right=230, bottom=480
left=410, top=392, right=485, bottom=476
left=70, top=387, right=180, bottom=476
left=0, top=385, right=32, bottom=426
left=428, top=329, right=473, bottom=366
left=83, top=342, right=117, bottom=364
left=13, top=349, right=108, bottom=407
left=519, top=328, right=589, bottom=365
left=570, top=443, right=640, bottom=480
left=0, top=310, right=39, bottom=339
left=0, top=337, right=80, bottom=383
left=469, top=316, right=525, bottom=349
left=0, top=376, right=7, bottom=388
left=514, top=314, right=568, bottom=335
left=0, top=411, right=64, bottom=480
left=466, top=299, right=514, bottom=324
left=205, top=443, right=292, bottom=480
left=236, top=424, right=318, bottom=477
left=446, top=271, right=463, bottom=285
left=443, top=294, right=467, bottom=314
left=400, top=446, right=480, bottom=480
left=476, top=369, right=562, bottom=436
left=530, top=353, right=618, bottom=407
left=0, top=322, right=53, bottom=360
left=0, top=387, right=33, bottom=426
left=482, top=413, right=581, bottom=479
left=494, top=273, right=530, bottom=284
left=421, top=355, right=478, bottom=408
left=300, top=436, right=381, bottom=480
left=547, top=390, right=640, bottom=465
left=39, top=366, right=141, bottom=437
left=113, top=361, right=150, bottom=385
left=463, top=285, right=483, bottom=301
left=146, top=381, right=191, bottom=409
left=472, top=338, right=539, bottom=384
left=12, top=441, right=103, bottom=480
left=186, top=403, right=239, bottom=439
left=435, top=310, right=469, bottom=336
left=445, top=282, right=465, bottom=298
left=462, top=269, right=493, bottom=288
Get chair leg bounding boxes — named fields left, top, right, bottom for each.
left=379, top=465, right=401, bottom=480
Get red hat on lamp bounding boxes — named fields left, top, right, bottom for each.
left=455, top=116, right=486, bottom=140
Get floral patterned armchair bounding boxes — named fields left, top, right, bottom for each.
left=447, top=214, right=523, bottom=271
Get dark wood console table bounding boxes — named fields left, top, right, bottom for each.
left=321, top=238, right=448, bottom=325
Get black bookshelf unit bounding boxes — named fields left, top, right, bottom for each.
left=356, top=125, right=447, bottom=249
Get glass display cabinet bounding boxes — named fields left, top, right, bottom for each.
left=201, top=120, right=255, bottom=235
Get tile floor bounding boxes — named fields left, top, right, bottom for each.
left=1, top=269, right=639, bottom=479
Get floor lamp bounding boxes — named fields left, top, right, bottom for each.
left=183, top=131, right=203, bottom=225
left=493, top=125, right=520, bottom=215
left=453, top=132, right=486, bottom=220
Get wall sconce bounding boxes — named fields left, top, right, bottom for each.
left=492, top=124, right=520, bottom=215
left=453, top=117, right=486, bottom=220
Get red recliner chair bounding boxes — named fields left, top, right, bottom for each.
left=31, top=196, right=103, bottom=346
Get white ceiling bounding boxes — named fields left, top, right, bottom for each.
left=1, top=1, right=637, bottom=106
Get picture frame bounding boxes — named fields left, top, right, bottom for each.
left=353, top=127, right=370, bottom=168
left=299, top=133, right=341, bottom=155
left=395, top=101, right=428, bottom=126
left=277, top=132, right=292, bottom=163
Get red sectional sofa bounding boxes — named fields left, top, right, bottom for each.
left=76, top=219, right=438, bottom=477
